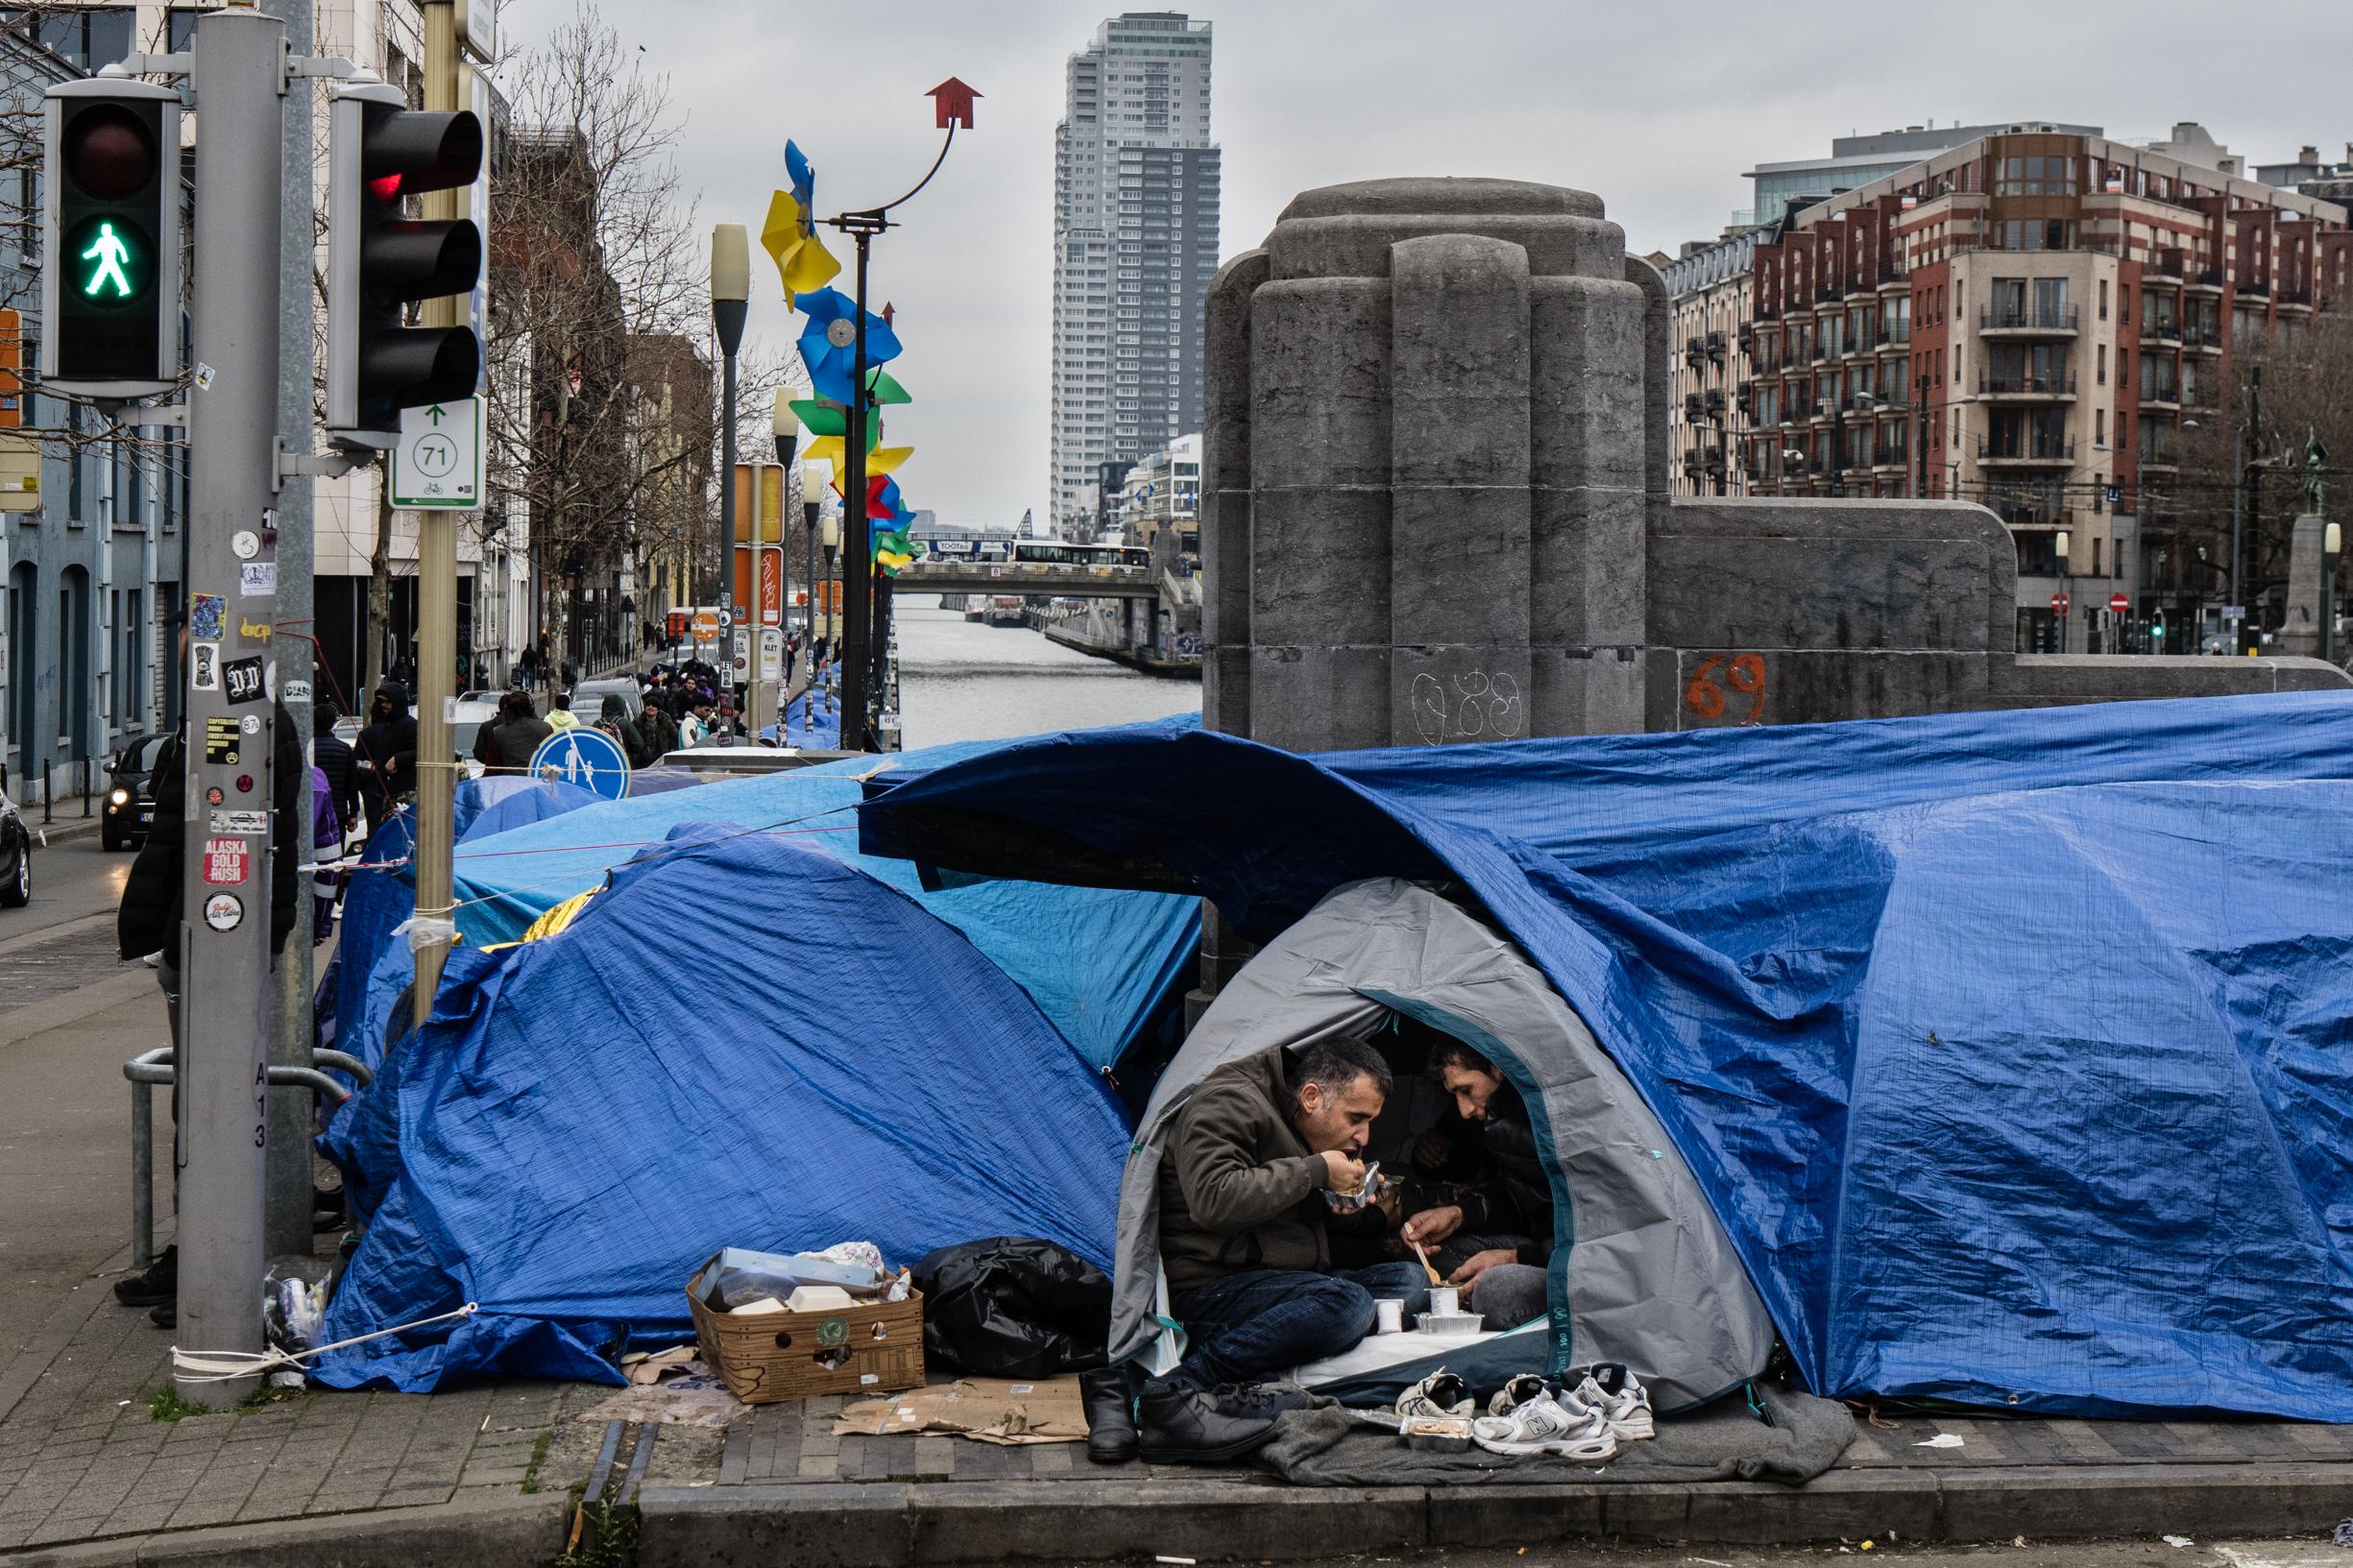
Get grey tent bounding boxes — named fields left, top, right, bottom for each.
left=1112, top=879, right=1777, bottom=1411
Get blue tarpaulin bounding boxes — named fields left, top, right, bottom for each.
left=313, top=831, right=1131, bottom=1390
left=441, top=738, right=1199, bottom=1071
left=858, top=693, right=2353, bottom=1421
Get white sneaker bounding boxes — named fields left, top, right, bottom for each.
left=1468, top=1387, right=1617, bottom=1461
left=1569, top=1364, right=1655, bottom=1441
left=1395, top=1369, right=1471, bottom=1420
left=1487, top=1373, right=1549, bottom=1417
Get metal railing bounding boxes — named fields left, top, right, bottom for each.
left=1980, top=303, right=2081, bottom=331
left=125, top=1047, right=374, bottom=1269
left=1979, top=437, right=2076, bottom=462
left=1977, top=371, right=2077, bottom=396
left=2140, top=319, right=2182, bottom=342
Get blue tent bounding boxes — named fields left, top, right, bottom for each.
left=441, top=738, right=1199, bottom=1071
left=858, top=693, right=2353, bottom=1421
left=313, top=830, right=1131, bottom=1390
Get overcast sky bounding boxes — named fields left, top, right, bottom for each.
left=492, top=0, right=2353, bottom=525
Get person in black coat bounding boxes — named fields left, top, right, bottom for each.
left=312, top=698, right=358, bottom=836
left=482, top=690, right=554, bottom=773
left=352, top=680, right=418, bottom=835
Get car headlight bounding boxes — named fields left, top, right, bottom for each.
left=109, top=787, right=130, bottom=807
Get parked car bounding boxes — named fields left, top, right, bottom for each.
left=0, top=784, right=30, bottom=907
left=102, top=734, right=171, bottom=851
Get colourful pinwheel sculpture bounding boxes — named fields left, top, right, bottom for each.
left=795, top=287, right=903, bottom=405
left=867, top=476, right=923, bottom=575
left=760, top=141, right=840, bottom=305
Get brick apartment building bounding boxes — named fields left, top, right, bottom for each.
left=1666, top=128, right=2349, bottom=653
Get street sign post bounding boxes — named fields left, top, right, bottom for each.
left=527, top=728, right=632, bottom=801
left=390, top=396, right=483, bottom=509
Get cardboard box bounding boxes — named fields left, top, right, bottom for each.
left=686, top=1252, right=923, bottom=1404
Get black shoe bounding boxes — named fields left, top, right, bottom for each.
left=114, top=1246, right=176, bottom=1308
left=149, top=1301, right=175, bottom=1330
left=1136, top=1379, right=1280, bottom=1464
left=1080, top=1365, right=1139, bottom=1465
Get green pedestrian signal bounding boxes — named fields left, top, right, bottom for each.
left=41, top=83, right=180, bottom=392
left=67, top=215, right=145, bottom=304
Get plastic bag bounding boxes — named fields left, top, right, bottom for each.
left=912, top=1236, right=1113, bottom=1379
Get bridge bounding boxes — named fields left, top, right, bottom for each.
left=891, top=561, right=1158, bottom=598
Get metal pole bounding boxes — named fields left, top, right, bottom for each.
left=260, top=0, right=316, bottom=1263
left=131, top=1076, right=153, bottom=1271
left=717, top=346, right=739, bottom=719
left=839, top=234, right=872, bottom=751
left=179, top=6, right=287, bottom=1408
left=2324, top=529, right=2341, bottom=668
left=1915, top=374, right=1928, bottom=498
left=409, top=0, right=459, bottom=1031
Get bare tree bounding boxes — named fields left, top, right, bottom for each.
left=483, top=2, right=714, bottom=683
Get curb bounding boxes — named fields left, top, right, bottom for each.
left=632, top=1463, right=2353, bottom=1566
left=0, top=1492, right=568, bottom=1568
left=32, top=816, right=106, bottom=849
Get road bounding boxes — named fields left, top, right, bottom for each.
left=0, top=830, right=169, bottom=1365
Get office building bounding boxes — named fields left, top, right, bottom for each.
left=1049, top=12, right=1221, bottom=537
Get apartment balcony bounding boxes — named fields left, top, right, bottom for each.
left=2277, top=289, right=2314, bottom=312
left=1978, top=303, right=2081, bottom=337
left=1737, top=323, right=1756, bottom=351
left=1877, top=262, right=1910, bottom=290
left=2183, top=326, right=2224, bottom=355
left=1703, top=388, right=1727, bottom=418
left=2141, top=383, right=2182, bottom=411
left=1977, top=371, right=2077, bottom=400
left=1978, top=437, right=2076, bottom=468
left=1706, top=329, right=1728, bottom=361
left=2238, top=277, right=2271, bottom=300
left=2139, top=318, right=2182, bottom=345
left=1871, top=446, right=1910, bottom=471
left=2141, top=443, right=2182, bottom=472
left=1683, top=336, right=1707, bottom=368
left=1875, top=325, right=1912, bottom=350
left=1684, top=393, right=1706, bottom=422
left=2185, top=267, right=2226, bottom=295
left=1989, top=501, right=2074, bottom=531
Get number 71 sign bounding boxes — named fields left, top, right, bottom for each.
left=391, top=396, right=482, bottom=510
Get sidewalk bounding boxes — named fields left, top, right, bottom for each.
left=6, top=1251, right=2353, bottom=1568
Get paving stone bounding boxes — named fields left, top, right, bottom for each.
left=460, top=1464, right=530, bottom=1486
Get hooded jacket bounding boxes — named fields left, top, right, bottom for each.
left=1156, top=1044, right=1336, bottom=1296
left=354, top=683, right=419, bottom=809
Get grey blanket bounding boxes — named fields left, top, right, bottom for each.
left=1257, top=1382, right=1853, bottom=1487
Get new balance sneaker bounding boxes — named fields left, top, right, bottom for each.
left=1568, top=1363, right=1655, bottom=1441
left=1487, top=1372, right=1550, bottom=1418
left=1468, top=1387, right=1617, bottom=1462
left=1395, top=1369, right=1471, bottom=1421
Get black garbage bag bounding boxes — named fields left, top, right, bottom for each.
left=913, top=1236, right=1113, bottom=1379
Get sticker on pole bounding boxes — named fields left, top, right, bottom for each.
left=202, top=892, right=243, bottom=932
left=527, top=728, right=632, bottom=802
left=202, top=836, right=251, bottom=886
left=390, top=396, right=483, bottom=510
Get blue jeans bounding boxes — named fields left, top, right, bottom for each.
left=1171, top=1262, right=1431, bottom=1389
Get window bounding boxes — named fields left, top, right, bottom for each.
left=2096, top=408, right=2106, bottom=446
left=2098, top=278, right=2110, bottom=321
left=2120, top=285, right=2130, bottom=326
left=2098, top=344, right=2107, bottom=384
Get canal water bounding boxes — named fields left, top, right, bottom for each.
left=895, top=599, right=1201, bottom=747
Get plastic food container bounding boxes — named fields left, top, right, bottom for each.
left=1416, top=1311, right=1485, bottom=1337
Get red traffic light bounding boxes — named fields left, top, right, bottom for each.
left=62, top=105, right=158, bottom=200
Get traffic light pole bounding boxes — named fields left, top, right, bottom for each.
left=177, top=7, right=287, bottom=1408
left=409, top=0, right=460, bottom=1029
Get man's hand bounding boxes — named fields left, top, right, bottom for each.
left=1320, top=1149, right=1367, bottom=1194
left=1451, top=1248, right=1516, bottom=1291
left=1411, top=1130, right=1453, bottom=1172
left=1401, top=1204, right=1464, bottom=1247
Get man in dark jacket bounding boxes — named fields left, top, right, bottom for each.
left=1133, top=1038, right=1427, bottom=1459
left=352, top=680, right=417, bottom=834
left=594, top=693, right=650, bottom=768
left=114, top=663, right=307, bottom=1325
left=481, top=690, right=553, bottom=772
left=1401, top=1044, right=1552, bottom=1332
left=312, top=698, right=358, bottom=835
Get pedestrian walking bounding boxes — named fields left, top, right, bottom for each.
left=352, top=681, right=417, bottom=837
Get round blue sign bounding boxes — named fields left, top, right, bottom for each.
left=527, top=727, right=632, bottom=801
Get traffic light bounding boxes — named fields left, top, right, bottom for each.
left=326, top=82, right=482, bottom=446
left=40, top=81, right=182, bottom=397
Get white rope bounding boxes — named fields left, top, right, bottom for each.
left=169, top=1301, right=479, bottom=1383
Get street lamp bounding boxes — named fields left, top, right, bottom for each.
left=2324, top=519, right=2342, bottom=668
left=803, top=459, right=829, bottom=659
left=711, top=223, right=750, bottom=729
left=2055, top=528, right=2072, bottom=654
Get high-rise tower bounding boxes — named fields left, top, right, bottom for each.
left=1049, top=12, right=1220, bottom=537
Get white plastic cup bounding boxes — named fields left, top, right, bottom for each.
left=1428, top=1286, right=1460, bottom=1316
left=1374, top=1298, right=1404, bottom=1334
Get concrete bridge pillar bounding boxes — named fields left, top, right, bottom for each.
left=1203, top=178, right=1657, bottom=751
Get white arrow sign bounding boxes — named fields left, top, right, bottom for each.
left=392, top=396, right=484, bottom=510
